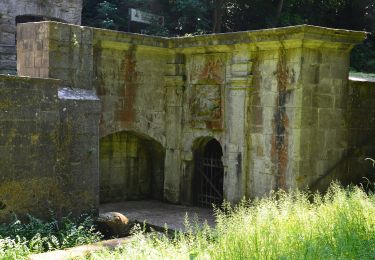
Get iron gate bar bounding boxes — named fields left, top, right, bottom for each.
left=197, top=156, right=224, bottom=207
left=198, top=165, right=222, bottom=198
left=202, top=158, right=223, bottom=167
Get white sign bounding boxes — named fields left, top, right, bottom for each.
left=129, top=8, right=164, bottom=26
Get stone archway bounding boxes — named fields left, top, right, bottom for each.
left=193, top=138, right=224, bottom=207
left=99, top=131, right=165, bottom=203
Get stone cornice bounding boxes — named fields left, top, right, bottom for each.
left=171, top=25, right=366, bottom=49
left=34, top=21, right=367, bottom=50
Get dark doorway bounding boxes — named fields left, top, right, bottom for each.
left=194, top=139, right=224, bottom=207
left=99, top=131, right=165, bottom=203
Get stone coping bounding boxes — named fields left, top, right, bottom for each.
left=0, top=74, right=61, bottom=84
left=349, top=72, right=375, bottom=83
left=19, top=21, right=367, bottom=50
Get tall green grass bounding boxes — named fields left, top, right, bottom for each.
left=85, top=183, right=375, bottom=260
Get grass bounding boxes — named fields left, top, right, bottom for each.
left=0, top=214, right=102, bottom=259
left=0, top=183, right=373, bottom=259
left=83, top=183, right=375, bottom=260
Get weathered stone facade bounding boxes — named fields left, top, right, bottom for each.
left=0, top=75, right=100, bottom=222
left=346, top=78, right=375, bottom=184
left=0, top=0, right=82, bottom=74
left=1, top=20, right=374, bottom=221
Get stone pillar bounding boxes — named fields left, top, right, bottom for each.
left=0, top=0, right=83, bottom=75
left=58, top=88, right=101, bottom=214
left=224, top=50, right=253, bottom=202
left=247, top=43, right=305, bottom=197
left=17, top=22, right=93, bottom=90
left=163, top=54, right=185, bottom=203
left=297, top=42, right=356, bottom=190
left=247, top=39, right=360, bottom=195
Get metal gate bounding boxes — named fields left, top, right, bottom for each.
left=196, top=156, right=224, bottom=207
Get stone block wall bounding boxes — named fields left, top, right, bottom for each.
left=0, top=75, right=100, bottom=222
left=17, top=22, right=93, bottom=89
left=16, top=22, right=369, bottom=208
left=0, top=0, right=82, bottom=74
left=92, top=29, right=168, bottom=143
left=247, top=46, right=304, bottom=197
left=347, top=79, right=375, bottom=183
left=92, top=30, right=170, bottom=202
left=296, top=47, right=352, bottom=190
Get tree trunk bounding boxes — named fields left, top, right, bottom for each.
left=213, top=0, right=225, bottom=33
left=273, top=0, right=284, bottom=27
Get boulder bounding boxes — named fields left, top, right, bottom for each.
left=96, top=212, right=133, bottom=238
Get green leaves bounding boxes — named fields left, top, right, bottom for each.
left=80, top=0, right=375, bottom=72
left=0, top=214, right=102, bottom=258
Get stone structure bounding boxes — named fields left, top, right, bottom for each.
left=0, top=0, right=82, bottom=75
left=0, top=75, right=100, bottom=221
left=347, top=77, right=375, bottom=184
left=1, top=20, right=375, bottom=221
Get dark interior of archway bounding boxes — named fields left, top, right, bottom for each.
left=194, top=139, right=224, bottom=207
left=99, top=132, right=165, bottom=203
left=204, top=139, right=223, bottom=158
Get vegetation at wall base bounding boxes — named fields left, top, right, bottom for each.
left=0, top=183, right=373, bottom=259
left=83, top=183, right=375, bottom=260
left=0, top=214, right=102, bottom=259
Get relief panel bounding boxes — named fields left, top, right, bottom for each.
left=188, top=53, right=227, bottom=129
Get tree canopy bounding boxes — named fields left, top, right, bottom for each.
left=82, top=0, right=375, bottom=72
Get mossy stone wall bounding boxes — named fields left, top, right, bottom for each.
left=0, top=75, right=100, bottom=222
left=15, top=21, right=369, bottom=207
left=346, top=79, right=375, bottom=184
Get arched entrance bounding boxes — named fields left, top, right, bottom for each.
left=194, top=138, right=224, bottom=207
left=99, top=131, right=165, bottom=203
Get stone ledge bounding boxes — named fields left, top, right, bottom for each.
left=22, top=22, right=366, bottom=51
left=0, top=74, right=61, bottom=84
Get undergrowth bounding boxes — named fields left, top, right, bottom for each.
left=0, top=183, right=373, bottom=259
left=84, top=183, right=375, bottom=260
left=0, top=214, right=102, bottom=259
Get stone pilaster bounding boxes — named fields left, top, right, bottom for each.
left=224, top=51, right=253, bottom=202
left=163, top=54, right=185, bottom=203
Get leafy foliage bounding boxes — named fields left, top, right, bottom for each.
left=0, top=214, right=102, bottom=259
left=351, top=37, right=375, bottom=73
